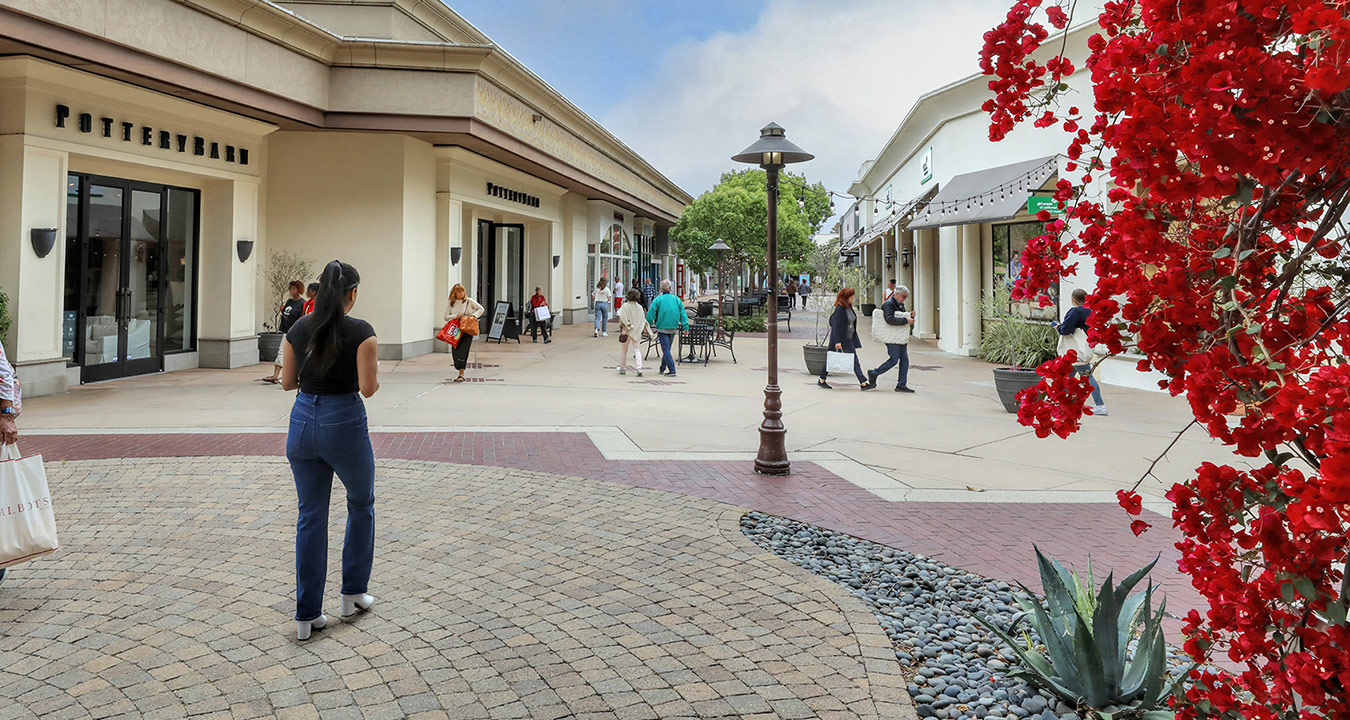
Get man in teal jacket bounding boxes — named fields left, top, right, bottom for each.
left=646, top=279, right=689, bottom=376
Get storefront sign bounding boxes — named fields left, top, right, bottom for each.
left=1027, top=195, right=1066, bottom=216
left=920, top=148, right=933, bottom=184
left=486, top=182, right=540, bottom=208
left=54, top=104, right=249, bottom=166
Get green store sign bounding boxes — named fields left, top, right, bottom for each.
left=1027, top=196, right=1066, bottom=216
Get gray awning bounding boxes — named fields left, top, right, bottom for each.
left=907, top=156, right=1059, bottom=230
left=841, top=185, right=939, bottom=252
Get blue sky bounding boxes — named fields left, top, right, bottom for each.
left=446, top=0, right=1026, bottom=219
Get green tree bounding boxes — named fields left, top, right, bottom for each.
left=671, top=169, right=829, bottom=277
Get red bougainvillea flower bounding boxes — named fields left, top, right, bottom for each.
left=981, top=0, right=1350, bottom=717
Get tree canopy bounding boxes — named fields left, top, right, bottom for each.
left=671, top=169, right=830, bottom=273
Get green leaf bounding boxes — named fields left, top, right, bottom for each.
left=1281, top=581, right=1296, bottom=603
left=1218, top=275, right=1237, bottom=290
left=1212, top=246, right=1232, bottom=259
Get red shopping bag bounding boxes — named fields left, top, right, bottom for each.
left=436, top=318, right=462, bottom=348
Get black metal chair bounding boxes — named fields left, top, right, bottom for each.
left=709, top=325, right=737, bottom=363
left=678, top=321, right=715, bottom=366
left=776, top=294, right=792, bottom=333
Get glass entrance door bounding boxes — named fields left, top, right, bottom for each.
left=476, top=221, right=526, bottom=326
left=69, top=175, right=196, bottom=383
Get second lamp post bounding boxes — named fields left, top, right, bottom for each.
left=731, top=122, right=813, bottom=476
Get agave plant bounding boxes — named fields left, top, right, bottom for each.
left=976, top=548, right=1187, bottom=719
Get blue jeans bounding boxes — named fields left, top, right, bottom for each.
left=1074, top=363, right=1104, bottom=405
left=658, top=331, right=676, bottom=374
left=872, top=344, right=910, bottom=388
left=287, top=392, right=375, bottom=622
left=594, top=302, right=610, bottom=333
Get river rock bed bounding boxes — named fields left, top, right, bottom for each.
left=741, top=511, right=1150, bottom=720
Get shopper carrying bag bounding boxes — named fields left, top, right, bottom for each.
left=0, top=443, right=59, bottom=569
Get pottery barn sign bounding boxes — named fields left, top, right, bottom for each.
left=486, top=182, right=540, bottom=208
left=54, top=104, right=250, bottom=166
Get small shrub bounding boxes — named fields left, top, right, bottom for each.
left=978, top=285, right=1057, bottom=368
left=0, top=286, right=10, bottom=343
left=722, top=313, right=766, bottom=333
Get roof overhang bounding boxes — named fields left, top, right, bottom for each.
left=908, top=156, right=1059, bottom=230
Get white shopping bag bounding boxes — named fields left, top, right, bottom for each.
left=0, top=444, right=59, bottom=568
left=825, top=351, right=855, bottom=374
left=534, top=304, right=551, bottom=322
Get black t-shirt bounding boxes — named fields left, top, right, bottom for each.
left=285, top=314, right=376, bottom=395
left=278, top=298, right=306, bottom=333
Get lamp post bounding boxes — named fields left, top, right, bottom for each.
left=709, top=238, right=731, bottom=337
left=732, top=122, right=814, bottom=476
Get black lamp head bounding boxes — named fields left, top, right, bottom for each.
left=709, top=239, right=731, bottom=253
left=731, top=122, right=814, bottom=167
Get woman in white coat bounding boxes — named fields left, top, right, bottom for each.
left=445, top=283, right=484, bottom=383
left=616, top=288, right=650, bottom=376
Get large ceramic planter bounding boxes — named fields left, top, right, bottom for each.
left=992, top=367, right=1042, bottom=413
left=258, top=332, right=284, bottom=363
left=803, top=344, right=828, bottom=376
left=861, top=303, right=877, bottom=316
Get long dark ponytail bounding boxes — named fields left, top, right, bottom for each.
left=306, top=260, right=359, bottom=375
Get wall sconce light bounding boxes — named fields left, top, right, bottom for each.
left=884, top=251, right=895, bottom=269
left=236, top=238, right=254, bottom=263
left=451, top=247, right=462, bottom=265
left=552, top=255, right=561, bottom=268
left=30, top=228, right=58, bottom=258
left=901, top=247, right=913, bottom=269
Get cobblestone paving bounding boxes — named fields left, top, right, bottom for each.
left=0, top=457, right=914, bottom=720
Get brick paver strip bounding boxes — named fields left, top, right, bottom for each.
left=0, top=457, right=911, bottom=719
left=21, top=431, right=1194, bottom=612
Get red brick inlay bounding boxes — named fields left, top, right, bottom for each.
left=23, top=431, right=1196, bottom=612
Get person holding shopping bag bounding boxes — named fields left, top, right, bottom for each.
left=867, top=285, right=915, bottom=393
left=819, top=287, right=872, bottom=391
left=280, top=261, right=379, bottom=641
left=445, top=284, right=484, bottom=383
left=1052, top=288, right=1108, bottom=416
left=0, top=339, right=41, bottom=588
left=528, top=287, right=552, bottom=344
left=616, top=288, right=650, bottom=376
left=592, top=279, right=613, bottom=337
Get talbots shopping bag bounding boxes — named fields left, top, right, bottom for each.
left=436, top=318, right=462, bottom=348
left=0, top=444, right=59, bottom=568
left=825, top=351, right=855, bottom=374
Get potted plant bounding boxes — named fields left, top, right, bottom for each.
left=979, top=286, right=1057, bottom=413
left=257, top=250, right=314, bottom=362
left=802, top=241, right=836, bottom=374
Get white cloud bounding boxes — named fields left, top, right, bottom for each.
left=604, top=0, right=1020, bottom=210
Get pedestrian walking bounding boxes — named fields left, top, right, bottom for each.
left=279, top=260, right=379, bottom=641
left=818, top=287, right=871, bottom=391
left=0, top=339, right=21, bottom=588
left=592, top=279, right=613, bottom=337
left=867, top=285, right=915, bottom=393
left=641, top=277, right=656, bottom=310
left=883, top=279, right=897, bottom=303
left=528, top=287, right=552, bottom=343
left=799, top=280, right=810, bottom=309
left=787, top=278, right=799, bottom=308
left=646, top=279, right=688, bottom=377
left=1052, top=288, right=1108, bottom=416
left=262, top=280, right=307, bottom=384
left=617, top=288, right=650, bottom=377
left=445, top=284, right=484, bottom=382
left=613, top=278, right=625, bottom=312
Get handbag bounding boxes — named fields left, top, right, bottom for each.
left=871, top=309, right=911, bottom=345
left=1057, top=328, right=1094, bottom=363
left=533, top=304, right=551, bottom=322
left=436, top=318, right=462, bottom=348
left=825, top=350, right=855, bottom=374
left=0, top=444, right=59, bottom=569
left=460, top=315, right=480, bottom=336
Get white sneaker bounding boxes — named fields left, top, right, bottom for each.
left=636, top=370, right=643, bottom=377
left=297, top=614, right=328, bottom=640
left=593, top=330, right=598, bottom=337
left=602, top=331, right=608, bottom=337
left=340, top=593, right=374, bottom=618
left=1092, top=404, right=1109, bottom=416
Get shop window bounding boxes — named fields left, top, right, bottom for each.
left=992, top=221, right=1058, bottom=321
left=588, top=224, right=630, bottom=307
left=163, top=188, right=197, bottom=352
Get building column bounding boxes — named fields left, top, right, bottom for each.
left=938, top=225, right=961, bottom=352
left=198, top=178, right=260, bottom=368
left=959, top=223, right=981, bottom=355
left=913, top=228, right=937, bottom=339
left=562, top=194, right=588, bottom=325
left=0, top=139, right=72, bottom=396
left=550, top=220, right=563, bottom=314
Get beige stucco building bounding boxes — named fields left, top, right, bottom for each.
left=0, top=0, right=690, bottom=396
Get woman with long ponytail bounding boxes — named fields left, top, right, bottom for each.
left=279, top=260, right=380, bottom=640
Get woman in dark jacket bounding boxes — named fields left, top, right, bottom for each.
left=819, top=287, right=872, bottom=390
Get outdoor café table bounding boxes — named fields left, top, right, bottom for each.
left=679, top=320, right=715, bottom=365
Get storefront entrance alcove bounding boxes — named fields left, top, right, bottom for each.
left=475, top=220, right=525, bottom=330
left=65, top=174, right=199, bottom=383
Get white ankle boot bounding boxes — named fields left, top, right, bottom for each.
left=341, top=593, right=374, bottom=618
left=297, top=614, right=327, bottom=641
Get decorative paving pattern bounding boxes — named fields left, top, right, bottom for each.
left=0, top=457, right=911, bottom=720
